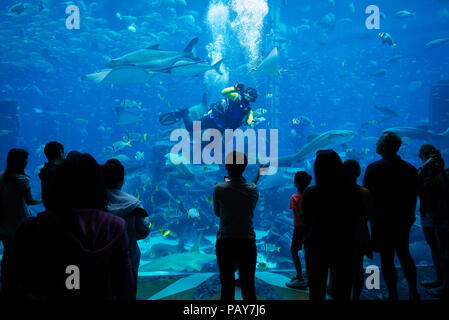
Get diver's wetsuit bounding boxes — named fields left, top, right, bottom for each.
left=182, top=86, right=253, bottom=133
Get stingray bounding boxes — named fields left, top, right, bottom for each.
left=249, top=47, right=282, bottom=77
left=82, top=66, right=155, bottom=84
left=140, top=234, right=215, bottom=273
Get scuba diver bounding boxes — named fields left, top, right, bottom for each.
left=379, top=32, right=396, bottom=48
left=159, top=83, right=259, bottom=132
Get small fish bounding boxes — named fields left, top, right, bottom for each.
left=388, top=55, right=404, bottom=63
left=257, top=262, right=268, bottom=271
left=254, top=108, right=268, bottom=116
left=158, top=93, right=164, bottom=100
left=148, top=221, right=153, bottom=229
left=120, top=99, right=142, bottom=109
left=188, top=208, right=200, bottom=219
left=75, top=118, right=89, bottom=125
left=266, top=93, right=273, bottom=98
left=32, top=84, right=43, bottom=96
left=0, top=129, right=13, bottom=136
left=135, top=151, right=145, bottom=160
left=370, top=69, right=388, bottom=77
left=395, top=10, right=416, bottom=18
left=33, top=108, right=44, bottom=114
left=258, top=243, right=281, bottom=253
left=112, top=140, right=132, bottom=152
left=160, top=228, right=172, bottom=237
left=348, top=2, right=355, bottom=13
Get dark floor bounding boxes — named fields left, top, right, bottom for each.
left=136, top=265, right=442, bottom=300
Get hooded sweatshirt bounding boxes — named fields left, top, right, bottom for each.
left=1, top=209, right=135, bottom=300
left=106, top=189, right=150, bottom=283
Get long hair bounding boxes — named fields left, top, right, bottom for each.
left=53, top=152, right=107, bottom=211
left=312, top=150, right=361, bottom=222
left=314, top=149, right=345, bottom=189
left=3, top=148, right=29, bottom=185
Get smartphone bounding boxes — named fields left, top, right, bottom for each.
left=224, top=176, right=231, bottom=182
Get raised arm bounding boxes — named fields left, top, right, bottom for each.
left=222, top=85, right=241, bottom=102
left=253, top=164, right=270, bottom=184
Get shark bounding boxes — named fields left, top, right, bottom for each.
left=257, top=167, right=305, bottom=191
left=424, top=38, right=449, bottom=49
left=249, top=47, right=282, bottom=77
left=82, top=66, right=155, bottom=84
left=163, top=152, right=220, bottom=181
left=157, top=59, right=223, bottom=77
left=384, top=126, right=449, bottom=146
left=140, top=234, right=215, bottom=273
left=277, top=130, right=357, bottom=167
left=108, top=37, right=199, bottom=70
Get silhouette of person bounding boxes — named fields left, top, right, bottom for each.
left=214, top=151, right=260, bottom=300
left=363, top=132, right=420, bottom=300
left=2, top=152, right=135, bottom=300
left=417, top=145, right=449, bottom=297
left=39, top=141, right=65, bottom=210
left=0, top=148, right=42, bottom=286
left=301, top=150, right=361, bottom=301
left=102, top=158, right=150, bottom=286
left=343, top=159, right=374, bottom=300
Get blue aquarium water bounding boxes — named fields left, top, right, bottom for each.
left=0, top=0, right=448, bottom=276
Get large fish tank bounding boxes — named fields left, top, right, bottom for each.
left=1, top=0, right=449, bottom=297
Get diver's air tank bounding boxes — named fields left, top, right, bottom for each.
left=429, top=79, right=449, bottom=132
left=0, top=100, right=19, bottom=162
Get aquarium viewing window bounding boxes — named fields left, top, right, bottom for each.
left=0, top=0, right=448, bottom=309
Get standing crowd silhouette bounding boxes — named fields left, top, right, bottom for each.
left=0, top=132, right=448, bottom=300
